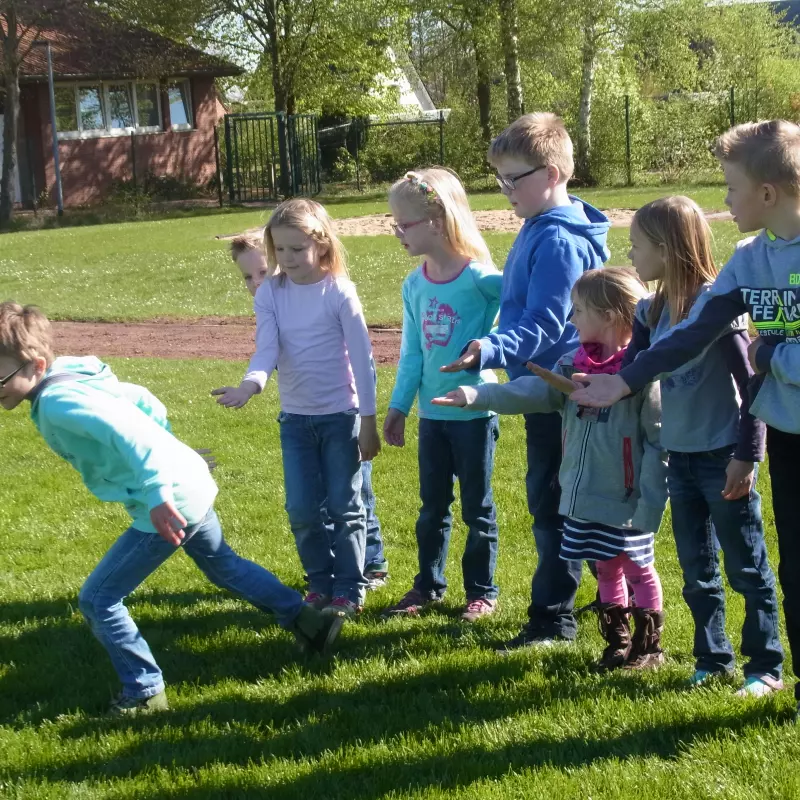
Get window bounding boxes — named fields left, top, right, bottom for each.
left=78, top=86, right=105, bottom=131
left=135, top=83, right=160, bottom=129
left=54, top=86, right=78, bottom=132
left=166, top=80, right=192, bottom=129
left=107, top=84, right=134, bottom=129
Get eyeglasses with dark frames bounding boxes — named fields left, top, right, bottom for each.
left=495, top=165, right=547, bottom=192
left=0, top=361, right=29, bottom=387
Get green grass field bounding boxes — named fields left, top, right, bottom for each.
left=1, top=360, right=797, bottom=800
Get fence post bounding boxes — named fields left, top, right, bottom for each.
left=624, top=95, right=632, bottom=187
left=130, top=131, right=137, bottom=193
left=354, top=119, right=362, bottom=193
left=439, top=110, right=445, bottom=165
left=729, top=87, right=735, bottom=128
left=213, top=125, right=223, bottom=208
left=224, top=115, right=235, bottom=203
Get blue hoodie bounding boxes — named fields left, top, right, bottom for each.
left=475, top=198, right=610, bottom=380
left=29, top=357, right=218, bottom=533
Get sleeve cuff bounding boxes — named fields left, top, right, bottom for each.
left=755, top=344, right=775, bottom=375
left=146, top=484, right=174, bottom=510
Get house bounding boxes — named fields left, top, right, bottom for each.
left=4, top=6, right=241, bottom=207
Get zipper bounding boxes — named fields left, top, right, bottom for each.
left=623, top=436, right=634, bottom=500
left=568, top=421, right=592, bottom=516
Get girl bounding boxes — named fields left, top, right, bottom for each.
left=213, top=199, right=380, bottom=618
left=435, top=268, right=668, bottom=669
left=382, top=168, right=503, bottom=622
left=625, top=196, right=783, bottom=695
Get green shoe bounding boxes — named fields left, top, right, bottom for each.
left=108, top=690, right=168, bottom=716
left=293, top=604, right=345, bottom=654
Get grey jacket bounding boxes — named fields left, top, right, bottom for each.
left=466, top=349, right=668, bottom=533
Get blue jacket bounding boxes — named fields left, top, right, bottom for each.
left=476, top=198, right=610, bottom=379
left=29, top=357, right=217, bottom=532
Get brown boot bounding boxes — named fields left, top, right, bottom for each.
left=625, top=607, right=665, bottom=670
left=594, top=603, right=631, bottom=671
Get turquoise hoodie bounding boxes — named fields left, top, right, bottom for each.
left=29, top=357, right=218, bottom=532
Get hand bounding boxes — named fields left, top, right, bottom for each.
left=359, top=416, right=381, bottom=461
left=150, top=501, right=187, bottom=546
left=526, top=362, right=584, bottom=395
left=748, top=338, right=764, bottom=374
left=210, top=381, right=258, bottom=409
left=431, top=386, right=475, bottom=407
left=440, top=340, right=481, bottom=373
left=194, top=448, right=217, bottom=472
left=722, top=458, right=755, bottom=501
left=383, top=408, right=407, bottom=447
left=569, top=373, right=631, bottom=407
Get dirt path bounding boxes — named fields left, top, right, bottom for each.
left=52, top=319, right=401, bottom=363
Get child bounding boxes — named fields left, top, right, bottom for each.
left=571, top=120, right=800, bottom=712
left=213, top=200, right=380, bottom=618
left=0, top=302, right=344, bottom=716
left=442, top=112, right=611, bottom=649
left=435, top=268, right=668, bottom=669
left=229, top=234, right=389, bottom=588
left=381, top=168, right=502, bottom=622
left=626, top=196, right=783, bottom=695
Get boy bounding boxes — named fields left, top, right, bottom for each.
left=0, top=301, right=343, bottom=716
left=442, top=112, right=611, bottom=650
left=571, top=119, right=800, bottom=713
left=229, top=234, right=390, bottom=588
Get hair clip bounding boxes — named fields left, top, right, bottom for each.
left=404, top=171, right=438, bottom=202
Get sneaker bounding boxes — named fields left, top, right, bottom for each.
left=382, top=588, right=440, bottom=618
left=108, top=690, right=168, bottom=716
left=735, top=674, right=784, bottom=698
left=365, top=569, right=389, bottom=590
left=461, top=597, right=497, bottom=623
left=303, top=592, right=332, bottom=610
left=687, top=669, right=728, bottom=688
left=293, top=605, right=345, bottom=654
left=495, top=625, right=574, bottom=655
left=322, top=596, right=362, bottom=618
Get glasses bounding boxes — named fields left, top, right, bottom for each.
left=390, top=219, right=428, bottom=235
left=0, top=361, right=29, bottom=387
left=495, top=165, right=546, bottom=192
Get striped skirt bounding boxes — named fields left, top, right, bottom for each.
left=560, top=517, right=655, bottom=567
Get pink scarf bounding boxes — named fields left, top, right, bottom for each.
left=572, top=342, right=627, bottom=375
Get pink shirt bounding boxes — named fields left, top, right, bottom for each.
left=244, top=274, right=377, bottom=416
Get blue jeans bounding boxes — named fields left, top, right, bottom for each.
left=525, top=412, right=581, bottom=639
left=78, top=507, right=303, bottom=700
left=279, top=409, right=367, bottom=603
left=668, top=447, right=783, bottom=680
left=414, top=416, right=500, bottom=600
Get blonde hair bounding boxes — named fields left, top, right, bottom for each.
left=0, top=301, right=54, bottom=366
left=713, top=120, right=800, bottom=197
left=388, top=167, right=493, bottom=266
left=488, top=112, right=574, bottom=182
left=633, top=196, right=718, bottom=327
left=572, top=268, right=648, bottom=337
left=264, top=199, right=348, bottom=281
left=230, top=232, right=264, bottom=262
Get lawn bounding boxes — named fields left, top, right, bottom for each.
left=1, top=221, right=744, bottom=326
left=0, top=360, right=797, bottom=800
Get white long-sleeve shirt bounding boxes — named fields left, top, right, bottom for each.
left=243, top=274, right=377, bottom=416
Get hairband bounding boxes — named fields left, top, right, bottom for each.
left=404, top=172, right=438, bottom=202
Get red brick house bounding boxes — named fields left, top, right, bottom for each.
left=6, top=8, right=241, bottom=207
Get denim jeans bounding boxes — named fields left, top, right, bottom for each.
left=667, top=446, right=783, bottom=680
left=279, top=409, right=367, bottom=603
left=414, top=415, right=500, bottom=600
left=78, top=507, right=304, bottom=700
left=766, top=427, right=800, bottom=698
left=525, top=412, right=581, bottom=640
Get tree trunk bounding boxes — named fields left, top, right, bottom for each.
left=472, top=27, right=493, bottom=147
left=574, top=33, right=597, bottom=186
left=498, top=0, right=524, bottom=122
left=264, top=0, right=291, bottom=196
left=0, top=7, right=20, bottom=225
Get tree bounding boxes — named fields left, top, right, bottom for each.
left=498, top=0, right=523, bottom=121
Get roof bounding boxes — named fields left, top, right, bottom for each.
left=15, top=5, right=242, bottom=82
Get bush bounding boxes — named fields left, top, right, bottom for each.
left=359, top=121, right=443, bottom=184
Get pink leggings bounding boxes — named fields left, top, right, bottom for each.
left=596, top=554, right=663, bottom=610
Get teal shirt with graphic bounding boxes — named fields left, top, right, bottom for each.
left=390, top=261, right=502, bottom=420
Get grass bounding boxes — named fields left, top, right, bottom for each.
left=0, top=359, right=797, bottom=800
left=2, top=222, right=744, bottom=326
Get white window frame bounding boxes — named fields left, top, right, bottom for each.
left=54, top=79, right=165, bottom=140
left=165, top=78, right=194, bottom=131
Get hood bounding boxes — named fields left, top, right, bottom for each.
left=527, top=196, right=611, bottom=261
left=27, top=356, right=121, bottom=407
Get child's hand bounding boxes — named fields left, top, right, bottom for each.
left=722, top=459, right=755, bottom=501
left=211, top=381, right=258, bottom=408
left=569, top=373, right=630, bottom=407
left=151, top=501, right=187, bottom=546
left=747, top=337, right=764, bottom=373
left=526, top=362, right=584, bottom=395
left=430, top=386, right=476, bottom=407
left=383, top=408, right=407, bottom=447
left=440, top=340, right=481, bottom=373
left=359, top=415, right=381, bottom=461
